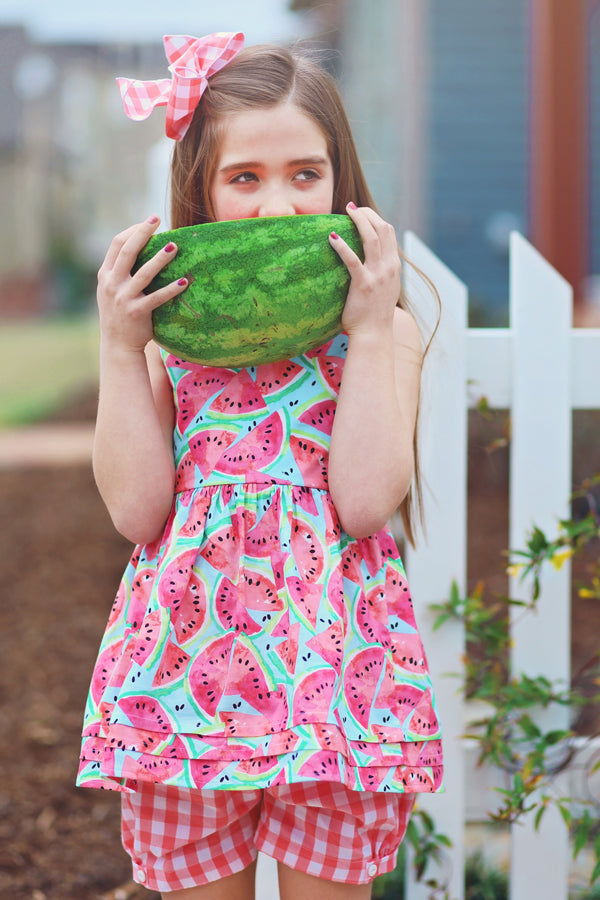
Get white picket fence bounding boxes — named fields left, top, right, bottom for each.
left=256, top=232, right=600, bottom=898
left=404, top=230, right=600, bottom=900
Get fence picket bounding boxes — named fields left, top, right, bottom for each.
left=507, top=232, right=573, bottom=900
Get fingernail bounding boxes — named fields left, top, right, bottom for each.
left=347, top=201, right=357, bottom=210
left=164, top=242, right=176, bottom=253
left=147, top=215, right=159, bottom=224
left=177, top=278, right=188, bottom=287
left=330, top=232, right=339, bottom=240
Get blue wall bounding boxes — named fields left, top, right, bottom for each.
left=428, top=0, right=528, bottom=323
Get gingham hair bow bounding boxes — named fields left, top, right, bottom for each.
left=117, top=32, right=245, bottom=141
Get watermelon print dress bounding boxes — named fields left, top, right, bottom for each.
left=77, top=334, right=443, bottom=795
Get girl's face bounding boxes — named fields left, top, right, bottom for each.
left=210, top=102, right=335, bottom=222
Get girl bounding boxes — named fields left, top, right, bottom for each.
left=77, top=32, right=443, bottom=900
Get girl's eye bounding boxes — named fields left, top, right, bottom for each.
left=231, top=172, right=258, bottom=184
left=295, top=169, right=320, bottom=182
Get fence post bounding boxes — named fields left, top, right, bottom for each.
left=508, top=232, right=572, bottom=900
left=403, top=231, right=468, bottom=900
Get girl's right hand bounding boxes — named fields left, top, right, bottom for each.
left=97, top=215, right=188, bottom=353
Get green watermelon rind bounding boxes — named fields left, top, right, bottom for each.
left=134, top=214, right=363, bottom=368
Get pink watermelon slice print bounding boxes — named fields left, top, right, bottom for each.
left=286, top=576, right=322, bottom=628
left=298, top=399, right=336, bottom=435
left=386, top=567, right=415, bottom=625
left=189, top=429, right=237, bottom=479
left=199, top=526, right=240, bottom=580
left=315, top=356, right=344, bottom=395
left=390, top=633, right=427, bottom=674
left=405, top=689, right=440, bottom=739
left=131, top=610, right=164, bottom=667
left=298, top=750, right=342, bottom=782
left=208, top=369, right=267, bottom=415
left=306, top=620, right=344, bottom=673
left=218, top=412, right=284, bottom=475
left=245, top=496, right=282, bottom=557
left=117, top=695, right=173, bottom=733
left=256, top=359, right=304, bottom=396
left=151, top=638, right=191, bottom=687
left=175, top=450, right=196, bottom=490
left=224, top=639, right=273, bottom=707
left=176, top=368, right=233, bottom=433
left=119, top=751, right=185, bottom=783
left=179, top=493, right=212, bottom=537
left=171, top=571, right=207, bottom=644
left=343, top=646, right=386, bottom=731
left=292, top=668, right=337, bottom=725
left=215, top=577, right=262, bottom=636
left=290, top=435, right=329, bottom=486
left=273, top=618, right=300, bottom=673
left=188, top=633, right=236, bottom=716
left=91, top=638, right=125, bottom=706
left=189, top=758, right=231, bottom=788
left=355, top=586, right=391, bottom=648
left=291, top=484, right=319, bottom=516
left=157, top=548, right=198, bottom=611
left=240, top=569, right=283, bottom=611
left=289, top=515, right=325, bottom=583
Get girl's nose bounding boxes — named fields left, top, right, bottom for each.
left=258, top=190, right=296, bottom=218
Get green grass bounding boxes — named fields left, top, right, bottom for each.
left=0, top=315, right=99, bottom=427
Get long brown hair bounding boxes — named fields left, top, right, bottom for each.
left=170, top=44, right=438, bottom=546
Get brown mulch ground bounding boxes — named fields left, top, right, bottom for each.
left=0, top=393, right=598, bottom=899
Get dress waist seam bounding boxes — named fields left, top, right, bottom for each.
left=174, top=480, right=330, bottom=495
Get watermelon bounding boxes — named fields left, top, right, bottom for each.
left=135, top=214, right=363, bottom=367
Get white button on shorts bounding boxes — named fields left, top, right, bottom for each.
left=368, top=863, right=378, bottom=877
left=136, top=869, right=146, bottom=883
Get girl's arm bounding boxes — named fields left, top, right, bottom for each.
left=328, top=205, right=422, bottom=539
left=92, top=217, right=187, bottom=544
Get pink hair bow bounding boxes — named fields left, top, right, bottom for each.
left=117, top=32, right=244, bottom=141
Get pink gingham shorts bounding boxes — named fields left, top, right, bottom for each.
left=121, top=781, right=415, bottom=892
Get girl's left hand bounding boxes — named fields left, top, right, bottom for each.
left=329, top=203, right=401, bottom=336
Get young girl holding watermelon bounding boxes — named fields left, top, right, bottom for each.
left=78, top=32, right=443, bottom=900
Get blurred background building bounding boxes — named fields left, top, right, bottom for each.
left=0, top=0, right=598, bottom=324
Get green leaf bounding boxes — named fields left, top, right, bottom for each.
left=419, top=809, right=435, bottom=833
left=432, top=613, right=451, bottom=632
left=437, top=834, right=453, bottom=848
left=534, top=804, right=547, bottom=830
left=573, top=812, right=591, bottom=859
left=528, top=526, right=549, bottom=555
left=518, top=715, right=542, bottom=739
left=557, top=804, right=573, bottom=829
left=544, top=729, right=570, bottom=745
left=514, top=773, right=524, bottom=793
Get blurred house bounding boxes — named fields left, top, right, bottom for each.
left=295, top=0, right=600, bottom=324
left=0, top=25, right=167, bottom=316
left=2, top=3, right=599, bottom=323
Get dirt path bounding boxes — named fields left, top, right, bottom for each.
left=0, top=423, right=95, bottom=469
